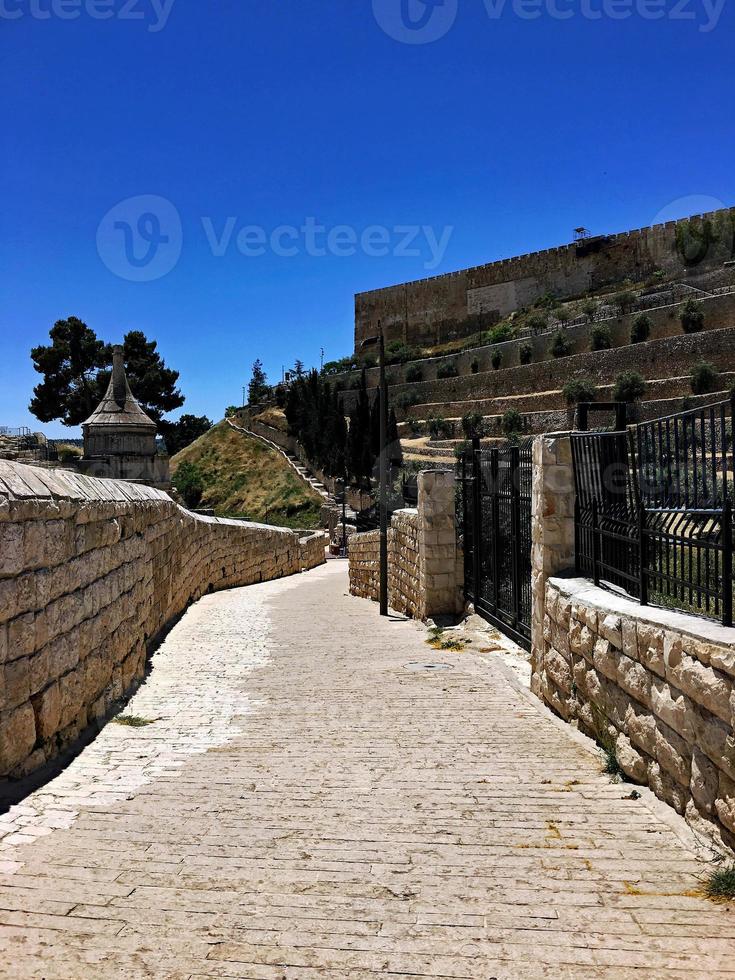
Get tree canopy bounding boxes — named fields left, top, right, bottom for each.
left=30, top=318, right=184, bottom=427
left=247, top=359, right=270, bottom=405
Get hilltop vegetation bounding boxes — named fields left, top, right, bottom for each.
left=170, top=421, right=323, bottom=528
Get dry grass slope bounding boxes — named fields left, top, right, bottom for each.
left=170, top=421, right=322, bottom=528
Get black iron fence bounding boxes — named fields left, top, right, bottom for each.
left=460, top=439, right=533, bottom=649
left=572, top=398, right=734, bottom=626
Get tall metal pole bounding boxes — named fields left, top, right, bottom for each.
left=378, top=329, right=388, bottom=616
left=341, top=479, right=347, bottom=558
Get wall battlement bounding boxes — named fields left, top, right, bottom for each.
left=354, top=207, right=735, bottom=350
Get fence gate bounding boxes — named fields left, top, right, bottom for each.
left=461, top=440, right=533, bottom=650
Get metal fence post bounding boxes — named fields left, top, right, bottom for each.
left=591, top=499, right=600, bottom=587
left=510, top=444, right=521, bottom=628
left=638, top=503, right=648, bottom=607
left=471, top=436, right=481, bottom=606
left=491, top=447, right=500, bottom=614
left=723, top=498, right=733, bottom=628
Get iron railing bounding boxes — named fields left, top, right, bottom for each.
left=572, top=398, right=735, bottom=625
left=461, top=439, right=533, bottom=649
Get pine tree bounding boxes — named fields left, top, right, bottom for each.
left=247, top=359, right=269, bottom=405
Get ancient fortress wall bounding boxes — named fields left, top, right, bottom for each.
left=0, top=461, right=326, bottom=778
left=354, top=208, right=735, bottom=350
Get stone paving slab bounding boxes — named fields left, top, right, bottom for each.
left=0, top=562, right=733, bottom=978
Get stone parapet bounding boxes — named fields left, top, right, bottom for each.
left=348, top=470, right=462, bottom=620
left=530, top=433, right=575, bottom=697
left=537, top=577, right=735, bottom=852
left=0, top=460, right=325, bottom=779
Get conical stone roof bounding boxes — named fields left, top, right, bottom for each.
left=83, top=346, right=157, bottom=430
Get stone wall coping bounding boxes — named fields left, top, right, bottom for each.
left=549, top=576, right=735, bottom=647
left=0, top=460, right=298, bottom=537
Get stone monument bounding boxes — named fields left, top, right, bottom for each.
left=79, top=345, right=170, bottom=488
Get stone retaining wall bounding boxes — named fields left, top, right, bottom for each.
left=340, top=317, right=735, bottom=420
left=348, top=511, right=421, bottom=618
left=343, top=291, right=735, bottom=394
left=538, top=577, right=735, bottom=851
left=348, top=470, right=461, bottom=620
left=529, top=431, right=735, bottom=850
left=0, top=460, right=325, bottom=778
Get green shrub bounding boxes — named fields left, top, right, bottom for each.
left=556, top=308, right=571, bottom=324
left=562, top=377, right=598, bottom=405
left=519, top=343, right=533, bottom=365
left=491, top=350, right=502, bottom=370
left=428, top=415, right=454, bottom=439
left=630, top=314, right=652, bottom=344
left=175, top=461, right=205, bottom=509
left=526, top=313, right=548, bottom=335
left=55, top=442, right=83, bottom=462
left=501, top=409, right=524, bottom=437
left=483, top=322, right=514, bottom=345
left=590, top=325, right=612, bottom=351
left=394, top=392, right=421, bottom=412
left=385, top=341, right=420, bottom=365
left=705, top=863, right=735, bottom=900
left=534, top=292, right=559, bottom=310
left=581, top=299, right=597, bottom=322
left=461, top=411, right=485, bottom=439
left=613, top=370, right=646, bottom=403
left=224, top=405, right=239, bottom=418
left=550, top=329, right=572, bottom=358
left=470, top=358, right=480, bottom=374
left=615, top=290, right=636, bottom=313
left=405, top=364, right=423, bottom=383
left=690, top=360, right=720, bottom=395
left=437, top=361, right=459, bottom=379
left=680, top=299, right=705, bottom=334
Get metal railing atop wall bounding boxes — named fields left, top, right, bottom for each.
left=571, top=398, right=735, bottom=626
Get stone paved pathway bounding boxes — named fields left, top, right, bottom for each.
left=0, top=563, right=734, bottom=979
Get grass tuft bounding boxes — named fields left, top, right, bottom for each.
left=112, top=715, right=156, bottom=728
left=601, top=747, right=623, bottom=779
left=704, top=864, right=735, bottom=901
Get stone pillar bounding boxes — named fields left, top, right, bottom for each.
left=530, top=432, right=575, bottom=696
left=417, top=469, right=461, bottom=620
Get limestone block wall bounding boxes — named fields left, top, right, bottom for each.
left=347, top=290, right=735, bottom=395
left=347, top=515, right=420, bottom=619
left=0, top=460, right=325, bottom=779
left=348, top=470, right=462, bottom=620
left=354, top=208, right=735, bottom=349
left=297, top=530, right=328, bottom=570
left=529, top=431, right=735, bottom=849
left=341, top=318, right=735, bottom=421
left=538, top=577, right=735, bottom=851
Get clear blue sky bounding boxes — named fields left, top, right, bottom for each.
left=2, top=0, right=733, bottom=437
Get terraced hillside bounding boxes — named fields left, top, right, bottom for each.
left=332, top=275, right=735, bottom=463
left=171, top=420, right=323, bottom=528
